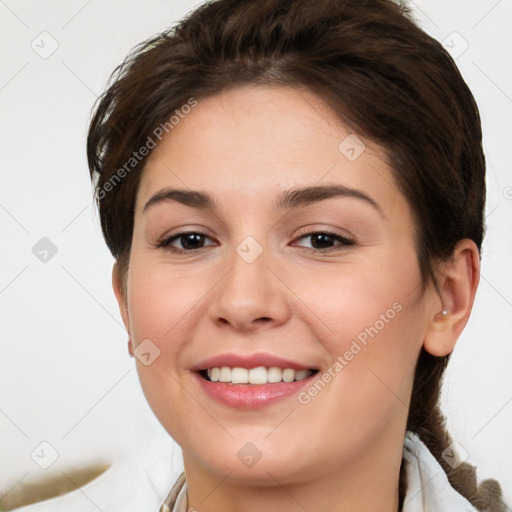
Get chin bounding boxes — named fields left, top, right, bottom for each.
left=181, top=432, right=328, bottom=487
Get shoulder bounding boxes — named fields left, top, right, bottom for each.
left=9, top=441, right=183, bottom=512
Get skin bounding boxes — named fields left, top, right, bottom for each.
left=112, top=84, right=480, bottom=512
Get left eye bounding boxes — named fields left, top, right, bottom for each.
left=293, top=232, right=355, bottom=251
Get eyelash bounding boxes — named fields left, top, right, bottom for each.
left=155, top=230, right=355, bottom=254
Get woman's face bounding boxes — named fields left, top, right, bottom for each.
left=118, top=84, right=439, bottom=484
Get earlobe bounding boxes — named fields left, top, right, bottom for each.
left=424, top=308, right=453, bottom=357
left=423, top=240, right=480, bottom=357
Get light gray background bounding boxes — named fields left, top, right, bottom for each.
left=1, top=0, right=511, bottom=502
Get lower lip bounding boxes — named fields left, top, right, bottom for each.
left=194, top=372, right=315, bottom=408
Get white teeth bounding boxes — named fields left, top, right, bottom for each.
left=282, top=368, right=295, bottom=383
left=294, top=369, right=309, bottom=381
left=219, top=366, right=231, bottom=383
left=231, top=367, right=249, bottom=384
left=267, top=366, right=282, bottom=383
left=248, top=367, right=267, bottom=385
left=204, top=366, right=313, bottom=384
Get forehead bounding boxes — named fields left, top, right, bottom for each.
left=136, top=84, right=409, bottom=221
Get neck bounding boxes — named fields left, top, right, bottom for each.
left=182, top=429, right=404, bottom=512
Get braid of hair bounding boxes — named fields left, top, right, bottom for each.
left=399, top=348, right=510, bottom=511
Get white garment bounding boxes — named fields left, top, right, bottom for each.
left=12, top=431, right=478, bottom=512
left=402, top=432, right=477, bottom=512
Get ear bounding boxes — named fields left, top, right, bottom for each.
left=423, top=239, right=480, bottom=357
left=112, top=262, right=133, bottom=356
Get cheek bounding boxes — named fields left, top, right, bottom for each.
left=300, top=246, right=421, bottom=347
left=296, top=244, right=423, bottom=403
left=125, top=258, right=218, bottom=426
left=125, top=263, right=189, bottom=398
left=126, top=259, right=210, bottom=348
left=126, top=263, right=198, bottom=443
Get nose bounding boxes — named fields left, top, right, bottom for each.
left=209, top=242, right=291, bottom=333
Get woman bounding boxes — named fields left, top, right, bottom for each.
left=11, top=0, right=509, bottom=510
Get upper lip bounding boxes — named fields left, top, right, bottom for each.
left=192, top=352, right=316, bottom=372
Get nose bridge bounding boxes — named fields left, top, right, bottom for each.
left=210, top=234, right=290, bottom=331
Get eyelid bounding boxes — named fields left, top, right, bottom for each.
left=292, top=225, right=355, bottom=242
left=155, top=224, right=215, bottom=243
left=156, top=229, right=216, bottom=250
left=291, top=229, right=355, bottom=251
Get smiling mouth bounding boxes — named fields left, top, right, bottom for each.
left=199, top=366, right=319, bottom=385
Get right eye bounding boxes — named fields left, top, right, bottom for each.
left=156, top=231, right=217, bottom=254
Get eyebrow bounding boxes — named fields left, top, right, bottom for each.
left=143, top=184, right=384, bottom=217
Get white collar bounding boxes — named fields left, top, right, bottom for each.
left=402, top=431, right=477, bottom=511
left=160, top=431, right=478, bottom=512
